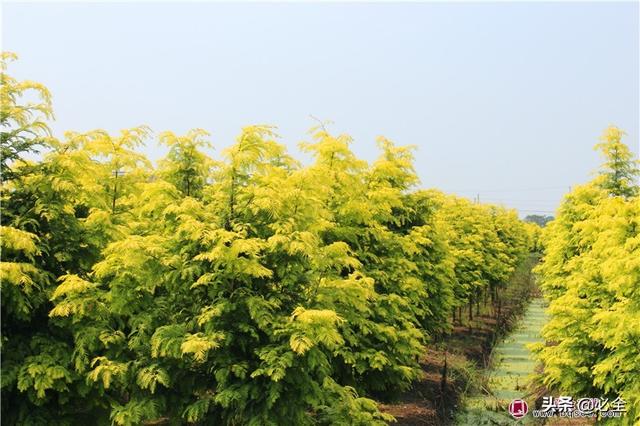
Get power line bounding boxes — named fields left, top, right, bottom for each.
left=478, top=198, right=560, bottom=202
left=446, top=186, right=568, bottom=193
left=517, top=209, right=556, bottom=214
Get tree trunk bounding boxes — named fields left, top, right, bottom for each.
left=112, top=170, right=118, bottom=214
left=440, top=352, right=448, bottom=393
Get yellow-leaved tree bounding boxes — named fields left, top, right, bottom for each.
left=534, top=126, right=640, bottom=424
left=3, top=53, right=537, bottom=425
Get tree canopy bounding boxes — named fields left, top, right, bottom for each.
left=2, top=53, right=535, bottom=425
left=534, top=126, right=640, bottom=424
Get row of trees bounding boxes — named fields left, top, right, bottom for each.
left=1, top=53, right=533, bottom=425
left=534, top=126, right=640, bottom=424
left=523, top=214, right=554, bottom=228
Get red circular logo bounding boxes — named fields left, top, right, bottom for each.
left=508, top=399, right=529, bottom=419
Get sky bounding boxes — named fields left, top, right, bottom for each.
left=2, top=1, right=639, bottom=216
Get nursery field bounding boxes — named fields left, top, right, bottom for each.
left=1, top=50, right=639, bottom=425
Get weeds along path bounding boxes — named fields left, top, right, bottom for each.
left=455, top=298, right=548, bottom=425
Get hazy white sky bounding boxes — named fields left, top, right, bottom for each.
left=2, top=2, right=638, bottom=216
